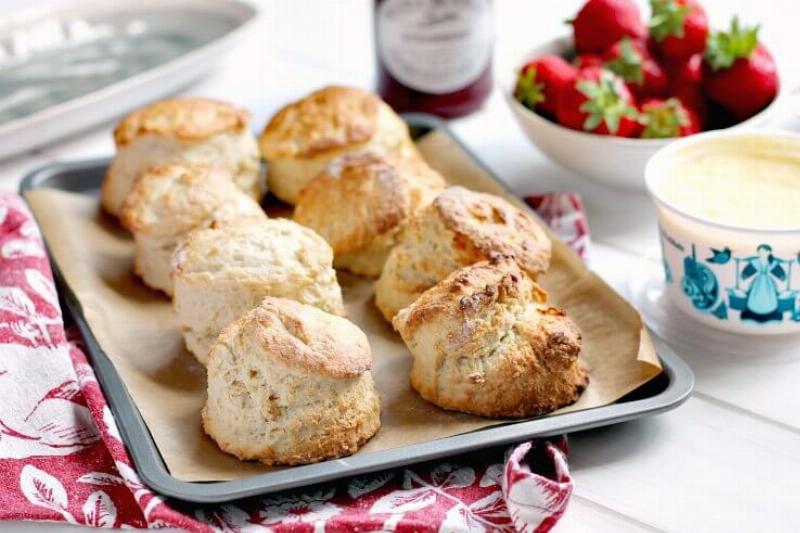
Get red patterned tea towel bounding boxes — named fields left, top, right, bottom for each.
left=0, top=192, right=588, bottom=532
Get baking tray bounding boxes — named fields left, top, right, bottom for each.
left=20, top=114, right=694, bottom=503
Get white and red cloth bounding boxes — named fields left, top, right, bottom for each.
left=0, top=192, right=589, bottom=532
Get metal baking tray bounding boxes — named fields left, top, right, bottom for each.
left=20, top=115, right=694, bottom=503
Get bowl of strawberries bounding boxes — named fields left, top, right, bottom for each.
left=506, top=0, right=782, bottom=190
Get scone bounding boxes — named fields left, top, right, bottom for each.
left=393, top=256, right=588, bottom=418
left=102, top=98, right=262, bottom=216
left=374, top=186, right=552, bottom=321
left=203, top=296, right=381, bottom=465
left=293, top=152, right=446, bottom=277
left=259, top=85, right=417, bottom=205
left=172, top=219, right=345, bottom=364
left=119, top=164, right=266, bottom=296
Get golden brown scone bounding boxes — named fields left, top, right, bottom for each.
left=119, top=164, right=266, bottom=296
left=102, top=98, right=262, bottom=216
left=171, top=219, right=345, bottom=364
left=293, top=152, right=446, bottom=277
left=203, top=296, right=381, bottom=465
left=374, top=186, right=552, bottom=321
left=393, top=256, right=588, bottom=418
left=259, top=85, right=417, bottom=205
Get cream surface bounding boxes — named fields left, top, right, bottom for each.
left=660, top=147, right=800, bottom=230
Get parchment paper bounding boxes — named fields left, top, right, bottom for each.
left=24, top=130, right=661, bottom=482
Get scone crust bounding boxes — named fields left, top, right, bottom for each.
left=393, top=256, right=588, bottom=418
left=203, top=297, right=380, bottom=465
left=246, top=297, right=371, bottom=378
left=294, top=152, right=410, bottom=254
left=119, top=163, right=264, bottom=237
left=260, top=86, right=380, bottom=159
left=374, top=186, right=552, bottom=321
left=433, top=186, right=551, bottom=277
left=294, top=152, right=446, bottom=277
left=113, top=98, right=250, bottom=146
left=172, top=219, right=334, bottom=279
left=202, top=376, right=380, bottom=466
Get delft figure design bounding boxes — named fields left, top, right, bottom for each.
left=673, top=240, right=800, bottom=325
left=680, top=244, right=727, bottom=319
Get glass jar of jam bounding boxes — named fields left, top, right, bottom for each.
left=374, top=0, right=494, bottom=118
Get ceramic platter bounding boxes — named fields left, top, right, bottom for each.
left=0, top=0, right=258, bottom=160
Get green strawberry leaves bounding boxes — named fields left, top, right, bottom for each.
left=577, top=70, right=639, bottom=134
left=640, top=98, right=690, bottom=138
left=514, top=67, right=546, bottom=110
left=705, top=16, right=759, bottom=71
left=650, top=0, right=692, bottom=41
left=605, top=38, right=644, bottom=85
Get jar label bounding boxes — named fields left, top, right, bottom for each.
left=377, top=0, right=493, bottom=95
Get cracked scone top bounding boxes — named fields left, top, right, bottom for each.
left=374, top=186, right=552, bottom=321
left=113, top=98, right=250, bottom=145
left=259, top=85, right=417, bottom=204
left=119, top=163, right=266, bottom=296
left=102, top=98, right=262, bottom=216
left=171, top=218, right=345, bottom=364
left=293, top=151, right=447, bottom=276
left=203, top=297, right=381, bottom=465
left=393, top=256, right=588, bottom=418
left=120, top=164, right=264, bottom=239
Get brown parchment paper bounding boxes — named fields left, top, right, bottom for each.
left=24, top=130, right=661, bottom=482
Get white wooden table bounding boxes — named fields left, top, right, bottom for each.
left=3, top=1, right=800, bottom=531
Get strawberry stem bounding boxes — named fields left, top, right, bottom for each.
left=577, top=70, right=639, bottom=134
left=641, top=98, right=690, bottom=138
left=704, top=16, right=760, bottom=71
left=514, top=67, right=546, bottom=111
left=604, top=38, right=644, bottom=85
left=649, top=0, right=692, bottom=42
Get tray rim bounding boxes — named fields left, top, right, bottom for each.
left=19, top=114, right=694, bottom=503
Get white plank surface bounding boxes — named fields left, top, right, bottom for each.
left=3, top=1, right=800, bottom=532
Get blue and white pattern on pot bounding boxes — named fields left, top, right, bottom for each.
left=660, top=228, right=800, bottom=325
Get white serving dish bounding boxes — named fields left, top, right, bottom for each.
left=0, top=0, right=258, bottom=161
left=645, top=129, right=800, bottom=335
left=504, top=36, right=782, bottom=190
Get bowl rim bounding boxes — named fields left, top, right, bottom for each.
left=644, top=128, right=800, bottom=235
left=504, top=34, right=783, bottom=147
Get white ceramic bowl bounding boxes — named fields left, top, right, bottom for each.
left=645, top=129, right=800, bottom=335
left=505, top=36, right=781, bottom=190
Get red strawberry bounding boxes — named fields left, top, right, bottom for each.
left=702, top=17, right=779, bottom=120
left=556, top=67, right=640, bottom=136
left=574, top=53, right=604, bottom=70
left=649, top=0, right=709, bottom=60
left=572, top=0, right=646, bottom=54
left=514, top=55, right=577, bottom=117
left=603, top=37, right=669, bottom=98
left=666, top=53, right=703, bottom=87
left=638, top=97, right=701, bottom=137
left=666, top=53, right=707, bottom=125
left=672, top=84, right=707, bottom=126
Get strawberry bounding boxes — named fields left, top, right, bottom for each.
left=556, top=67, right=639, bottom=136
left=603, top=37, right=669, bottom=98
left=666, top=53, right=702, bottom=87
left=514, top=55, right=577, bottom=116
left=665, top=53, right=707, bottom=125
left=638, top=97, right=701, bottom=138
left=649, top=0, right=709, bottom=60
left=702, top=17, right=779, bottom=120
left=672, top=84, right=707, bottom=126
left=572, top=0, right=646, bottom=54
left=574, top=53, right=604, bottom=70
